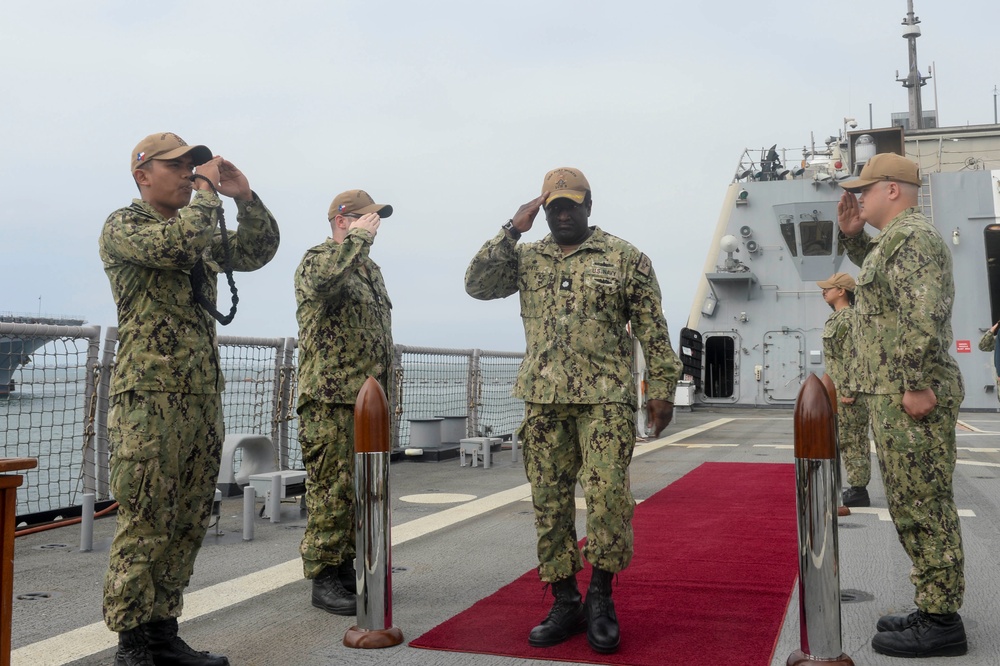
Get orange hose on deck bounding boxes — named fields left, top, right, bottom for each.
left=14, top=501, right=119, bottom=538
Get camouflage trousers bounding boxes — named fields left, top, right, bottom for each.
left=103, top=390, right=223, bottom=632
left=519, top=401, right=636, bottom=582
left=298, top=400, right=355, bottom=579
left=864, top=393, right=965, bottom=614
left=838, top=398, right=871, bottom=488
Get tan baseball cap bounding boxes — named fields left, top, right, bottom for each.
left=817, top=272, right=856, bottom=291
left=542, top=167, right=590, bottom=206
left=327, top=190, right=393, bottom=220
left=131, top=132, right=212, bottom=173
left=839, top=152, right=921, bottom=192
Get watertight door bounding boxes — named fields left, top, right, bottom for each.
left=702, top=332, right=739, bottom=403
left=762, top=330, right=804, bottom=403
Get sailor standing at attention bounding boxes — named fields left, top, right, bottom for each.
left=465, top=167, right=681, bottom=655
left=99, top=132, right=280, bottom=666
left=817, top=272, right=872, bottom=508
left=838, top=152, right=967, bottom=658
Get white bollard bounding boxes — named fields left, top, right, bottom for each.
left=80, top=493, right=95, bottom=552
left=243, top=486, right=255, bottom=541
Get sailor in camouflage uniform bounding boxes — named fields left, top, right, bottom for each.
left=465, top=168, right=680, bottom=654
left=294, top=189, right=394, bottom=616
left=977, top=322, right=1000, bottom=400
left=838, top=152, right=967, bottom=658
left=99, top=133, right=279, bottom=666
left=817, top=272, right=872, bottom=507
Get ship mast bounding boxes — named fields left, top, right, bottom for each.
left=896, top=0, right=929, bottom=129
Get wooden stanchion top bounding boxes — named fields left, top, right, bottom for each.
left=354, top=376, right=390, bottom=453
left=820, top=373, right=838, bottom=417
left=0, top=458, right=38, bottom=474
left=794, top=374, right=837, bottom=460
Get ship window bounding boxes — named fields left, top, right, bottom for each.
left=780, top=222, right=798, bottom=257
left=800, top=220, right=834, bottom=256
left=704, top=335, right=735, bottom=398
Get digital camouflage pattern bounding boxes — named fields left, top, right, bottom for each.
left=838, top=399, right=872, bottom=488
left=294, top=229, right=393, bottom=405
left=866, top=393, right=964, bottom=613
left=841, top=208, right=963, bottom=397
left=103, top=391, right=223, bottom=631
left=294, top=228, right=393, bottom=580
left=978, top=330, right=1000, bottom=402
left=99, top=191, right=280, bottom=395
left=298, top=402, right=356, bottom=579
left=99, top=190, right=279, bottom=632
left=466, top=225, right=680, bottom=581
left=822, top=307, right=871, bottom=487
left=843, top=207, right=965, bottom=613
left=464, top=227, right=681, bottom=406
left=519, top=402, right=636, bottom=581
left=977, top=329, right=995, bottom=354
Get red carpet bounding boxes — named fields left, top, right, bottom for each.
left=410, top=462, right=799, bottom=665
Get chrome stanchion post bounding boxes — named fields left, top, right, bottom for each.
left=820, top=374, right=849, bottom=517
left=787, top=374, right=854, bottom=666
left=344, top=377, right=403, bottom=649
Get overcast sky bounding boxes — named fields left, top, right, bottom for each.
left=3, top=1, right=998, bottom=352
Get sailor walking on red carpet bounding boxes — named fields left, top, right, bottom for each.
left=465, top=167, right=681, bottom=654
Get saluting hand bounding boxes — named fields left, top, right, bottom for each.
left=837, top=191, right=864, bottom=237
left=349, top=213, right=381, bottom=239
left=509, top=193, right=548, bottom=236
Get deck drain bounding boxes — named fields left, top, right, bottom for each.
left=35, top=543, right=71, bottom=551
left=840, top=589, right=874, bottom=604
left=391, top=566, right=409, bottom=573
left=17, top=591, right=61, bottom=601
left=838, top=522, right=864, bottom=529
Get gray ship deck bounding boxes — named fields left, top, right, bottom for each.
left=10, top=407, right=1000, bottom=665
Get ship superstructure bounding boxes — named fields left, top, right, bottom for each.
left=681, top=2, right=1000, bottom=410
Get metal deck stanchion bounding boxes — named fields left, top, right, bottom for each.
left=344, top=377, right=403, bottom=649
left=80, top=493, right=95, bottom=552
left=243, top=486, right=255, bottom=541
left=787, top=374, right=854, bottom=666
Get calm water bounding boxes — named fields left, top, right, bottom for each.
left=2, top=352, right=523, bottom=516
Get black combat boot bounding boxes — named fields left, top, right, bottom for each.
left=338, top=558, right=357, bottom=594
left=585, top=568, right=620, bottom=654
left=841, top=486, right=870, bottom=507
left=144, top=618, right=229, bottom=666
left=871, top=610, right=968, bottom=658
left=312, top=566, right=357, bottom=615
left=876, top=609, right=919, bottom=632
left=115, top=627, right=155, bottom=666
left=527, top=574, right=586, bottom=647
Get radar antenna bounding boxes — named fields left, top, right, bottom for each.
left=896, top=0, right=930, bottom=130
